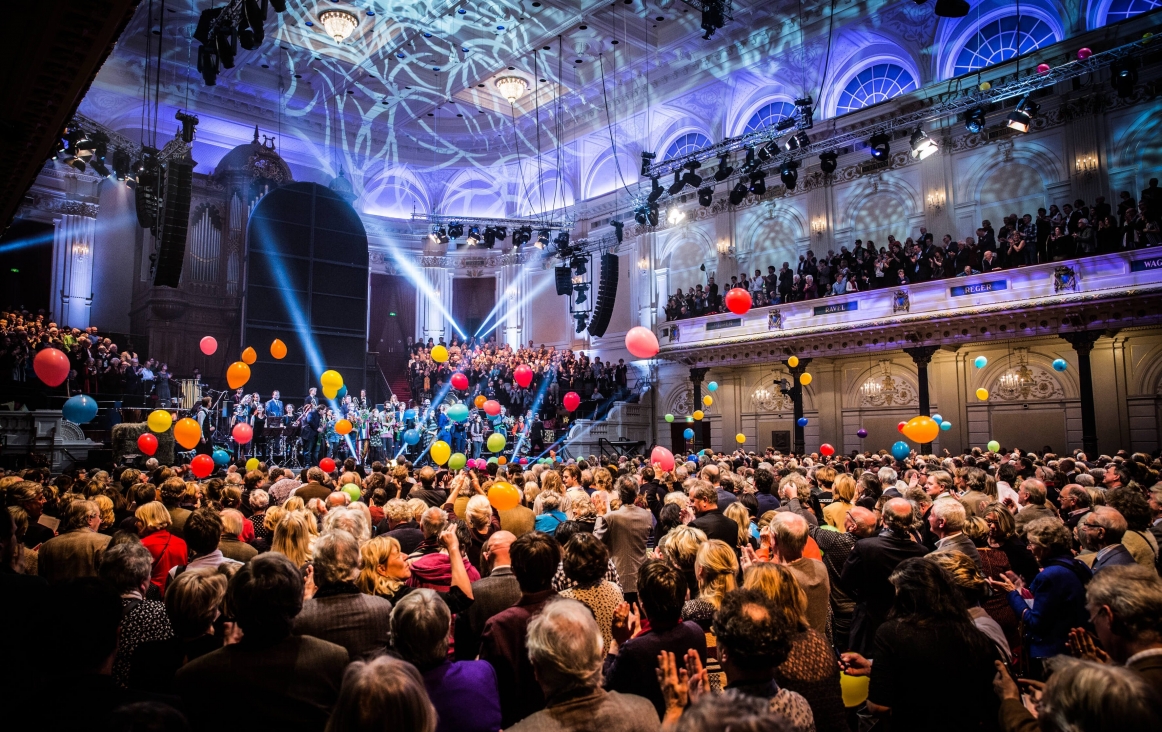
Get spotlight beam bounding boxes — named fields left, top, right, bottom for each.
left=386, top=246, right=466, bottom=339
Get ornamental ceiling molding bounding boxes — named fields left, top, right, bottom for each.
left=990, top=363, right=1066, bottom=402
left=19, top=193, right=100, bottom=219
left=371, top=248, right=534, bottom=274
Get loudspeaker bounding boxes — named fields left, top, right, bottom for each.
left=587, top=252, right=619, bottom=338
left=555, top=265, right=573, bottom=297
left=153, top=160, right=193, bottom=287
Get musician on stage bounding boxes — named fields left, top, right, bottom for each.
left=252, top=403, right=267, bottom=458
left=233, top=394, right=253, bottom=427
left=195, top=397, right=215, bottom=453
left=265, top=391, right=285, bottom=421
left=301, top=403, right=322, bottom=464
left=304, top=387, right=319, bottom=407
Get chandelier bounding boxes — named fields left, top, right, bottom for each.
left=495, top=76, right=529, bottom=103
left=319, top=10, right=359, bottom=42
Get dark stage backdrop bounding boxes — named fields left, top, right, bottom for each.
left=452, top=276, right=495, bottom=340
left=243, top=183, right=368, bottom=400
left=369, top=274, right=416, bottom=373
left=0, top=219, right=53, bottom=314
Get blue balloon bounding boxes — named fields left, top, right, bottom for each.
left=931, top=413, right=943, bottom=424
left=707, top=381, right=719, bottom=392
left=688, top=455, right=698, bottom=463
left=403, top=409, right=416, bottom=421
left=891, top=441, right=911, bottom=461
left=403, top=428, right=421, bottom=445
left=973, top=356, right=988, bottom=369
left=447, top=404, right=469, bottom=423
left=796, top=417, right=808, bottom=427
left=683, top=428, right=694, bottom=439
left=1052, top=358, right=1068, bottom=372
left=61, top=394, right=98, bottom=424
left=940, top=421, right=953, bottom=431
left=212, top=449, right=231, bottom=466
left=337, top=384, right=348, bottom=399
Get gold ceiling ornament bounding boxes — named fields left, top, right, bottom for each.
left=495, top=76, right=529, bottom=104
left=319, top=10, right=359, bottom=43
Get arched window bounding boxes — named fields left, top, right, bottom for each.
left=835, top=64, right=918, bottom=116
left=1104, top=0, right=1162, bottom=22
left=743, top=102, right=796, bottom=134
left=953, top=16, right=1059, bottom=76
left=664, top=133, right=713, bottom=160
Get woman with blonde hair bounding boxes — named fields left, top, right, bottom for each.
left=565, top=489, right=597, bottom=532
left=93, top=494, right=116, bottom=535
left=283, top=496, right=305, bottom=513
left=723, top=502, right=757, bottom=551
left=358, top=535, right=410, bottom=603
left=743, top=563, right=848, bottom=731
left=272, top=510, right=315, bottom=568
left=539, top=469, right=563, bottom=495
left=136, top=501, right=187, bottom=591
left=680, top=539, right=737, bottom=691
left=659, top=524, right=707, bottom=593
left=823, top=474, right=856, bottom=531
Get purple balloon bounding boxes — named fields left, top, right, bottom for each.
left=857, top=428, right=868, bottom=439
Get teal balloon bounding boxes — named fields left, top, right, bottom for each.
left=931, top=413, right=943, bottom=423
left=683, top=428, right=694, bottom=439
left=973, top=356, right=988, bottom=369
left=940, top=421, right=952, bottom=431
left=664, top=413, right=674, bottom=423
left=404, top=409, right=416, bottom=421
left=1052, top=358, right=1067, bottom=372
left=891, top=441, right=911, bottom=461
left=447, top=404, right=469, bottom=423
left=337, top=385, right=348, bottom=399
left=448, top=453, right=467, bottom=470
left=212, top=449, right=231, bottom=466
left=403, top=429, right=421, bottom=445
left=707, top=381, right=719, bottom=392
left=62, top=394, right=98, bottom=424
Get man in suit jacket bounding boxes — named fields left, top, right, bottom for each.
left=37, top=500, right=111, bottom=584
left=840, top=498, right=929, bottom=657
left=770, top=512, right=830, bottom=637
left=689, top=482, right=739, bottom=548
left=177, top=554, right=349, bottom=732
left=1085, top=564, right=1162, bottom=699
left=928, top=497, right=983, bottom=570
left=498, top=502, right=535, bottom=536
left=594, top=477, right=654, bottom=602
left=1081, top=507, right=1138, bottom=574
left=1014, top=479, right=1057, bottom=536
left=457, top=531, right=522, bottom=660
left=293, top=466, right=333, bottom=503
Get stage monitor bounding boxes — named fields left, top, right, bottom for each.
left=243, top=182, right=368, bottom=401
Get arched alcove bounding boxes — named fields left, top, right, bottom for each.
left=977, top=163, right=1049, bottom=232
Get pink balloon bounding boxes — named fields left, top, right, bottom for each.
left=514, top=364, right=533, bottom=389
left=199, top=336, right=217, bottom=356
left=1036, top=63, right=1050, bottom=74
left=625, top=326, right=660, bottom=360
left=232, top=423, right=253, bottom=444
left=563, top=391, right=581, bottom=412
left=1077, top=47, right=1092, bottom=60
left=33, top=347, right=71, bottom=387
left=483, top=399, right=502, bottom=417
left=650, top=446, right=675, bottom=473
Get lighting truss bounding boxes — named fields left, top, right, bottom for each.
left=641, top=34, right=1156, bottom=192
left=413, top=212, right=576, bottom=230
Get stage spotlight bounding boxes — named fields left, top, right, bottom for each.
left=1111, top=58, right=1138, bottom=98
left=112, top=148, right=132, bottom=180
left=909, top=126, right=938, bottom=160
left=197, top=44, right=219, bottom=85
left=647, top=203, right=659, bottom=227
left=780, top=161, right=799, bottom=191
left=713, top=153, right=733, bottom=182
left=749, top=170, right=766, bottom=196
left=448, top=222, right=464, bottom=239
left=482, top=227, right=496, bottom=248
left=574, top=283, right=588, bottom=305
left=495, top=226, right=507, bottom=240
left=571, top=255, right=587, bottom=275
left=819, top=151, right=837, bottom=174
left=682, top=160, right=703, bottom=189
left=963, top=107, right=986, bottom=134
left=757, top=143, right=773, bottom=163
left=611, top=219, right=624, bottom=243
left=868, top=133, right=891, bottom=160
left=701, top=0, right=725, bottom=39
left=216, top=30, right=236, bottom=69
left=438, top=227, right=450, bottom=244
left=784, top=131, right=809, bottom=152
left=698, top=186, right=714, bottom=207
left=640, top=151, right=656, bottom=176
left=794, top=97, right=814, bottom=129
left=647, top=176, right=664, bottom=204
left=428, top=229, right=440, bottom=244
left=574, top=312, right=588, bottom=333
left=514, top=226, right=532, bottom=246
left=555, top=231, right=571, bottom=250
left=729, top=179, right=749, bottom=205
left=537, top=229, right=551, bottom=248
left=89, top=132, right=111, bottom=177
left=667, top=170, right=685, bottom=195
left=1006, top=97, right=1038, bottom=133
left=634, top=206, right=649, bottom=226
left=741, top=146, right=757, bottom=172
left=467, top=224, right=480, bottom=240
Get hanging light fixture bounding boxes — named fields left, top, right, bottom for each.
left=319, top=10, right=359, bottom=42
left=909, top=126, right=938, bottom=160
left=495, top=76, right=529, bottom=103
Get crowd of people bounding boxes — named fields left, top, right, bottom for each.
left=4, top=441, right=1162, bottom=732
left=407, top=337, right=633, bottom=417
left=666, top=183, right=1162, bottom=320
left=0, top=310, right=189, bottom=403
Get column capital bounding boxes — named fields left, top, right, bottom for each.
left=784, top=358, right=812, bottom=376
left=1059, top=329, right=1107, bottom=355
left=902, top=345, right=940, bottom=366
left=689, top=367, right=710, bottom=384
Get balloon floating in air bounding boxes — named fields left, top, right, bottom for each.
left=447, top=404, right=469, bottom=423
left=724, top=287, right=752, bottom=315
left=931, top=414, right=943, bottom=424
left=148, top=409, right=173, bottom=434
left=856, top=428, right=868, bottom=439
left=212, top=449, right=231, bottom=467
left=987, top=440, right=1001, bottom=453
left=483, top=400, right=502, bottom=417
left=431, top=345, right=449, bottom=363
left=1077, top=47, right=1092, bottom=60
left=901, top=416, right=940, bottom=444
left=1036, top=63, right=1050, bottom=74
left=190, top=454, right=214, bottom=479
left=430, top=440, right=451, bottom=465
left=891, top=441, right=911, bottom=461
left=797, top=417, right=808, bottom=427
left=514, top=365, right=533, bottom=388
left=246, top=458, right=259, bottom=471
left=650, top=445, right=676, bottom=472
left=707, top=381, right=719, bottom=392
left=799, top=373, right=812, bottom=386
left=625, top=326, right=660, bottom=359
left=488, top=481, right=521, bottom=511
left=137, top=433, right=158, bottom=456
left=174, top=418, right=202, bottom=450
left=897, top=421, right=907, bottom=433
left=664, top=413, right=674, bottom=423
left=62, top=394, right=98, bottom=424
left=403, top=429, right=421, bottom=445
left=320, top=457, right=336, bottom=472
left=33, top=348, right=70, bottom=387
left=241, top=346, right=257, bottom=365
left=735, top=433, right=746, bottom=444
left=973, top=356, right=987, bottom=369
left=342, top=485, right=361, bottom=503
left=448, top=453, right=467, bottom=471
left=451, top=373, right=469, bottom=390
left=1052, top=358, right=1068, bottom=372
left=702, top=395, right=713, bottom=407
left=232, top=423, right=253, bottom=444
left=199, top=336, right=218, bottom=356
left=820, top=443, right=835, bottom=457
left=270, top=339, right=287, bottom=359
left=335, top=419, right=353, bottom=435
left=940, top=420, right=952, bottom=431
left=693, top=410, right=704, bottom=421
left=227, top=362, right=251, bottom=389
left=474, top=395, right=486, bottom=408
left=321, top=370, right=343, bottom=390
left=976, top=387, right=990, bottom=401
left=563, top=392, right=580, bottom=412
left=788, top=355, right=799, bottom=368
left=487, top=432, right=506, bottom=453
left=683, top=428, right=695, bottom=440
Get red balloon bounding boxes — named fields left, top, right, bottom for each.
left=724, top=288, right=753, bottom=315
left=483, top=399, right=502, bottom=417
left=33, top=347, right=71, bottom=387
left=514, top=364, right=533, bottom=389
left=190, top=454, right=214, bottom=479
left=650, top=446, right=676, bottom=473
left=625, top=326, right=659, bottom=360
left=563, top=391, right=581, bottom=412
left=897, top=421, right=907, bottom=433
left=199, top=336, right=217, bottom=356
left=137, top=432, right=158, bottom=456
left=320, top=457, right=336, bottom=472
left=232, top=423, right=253, bottom=444
left=820, top=443, right=835, bottom=457
left=451, top=373, right=469, bottom=391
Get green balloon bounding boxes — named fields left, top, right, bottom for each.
left=341, top=484, right=361, bottom=503
left=987, top=440, right=1000, bottom=453
left=448, top=453, right=467, bottom=471
left=487, top=432, right=507, bottom=453
left=487, top=457, right=498, bottom=465
left=664, top=413, right=674, bottom=423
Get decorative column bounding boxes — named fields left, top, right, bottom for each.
left=416, top=259, right=454, bottom=344
left=690, top=367, right=709, bottom=452
left=785, top=358, right=812, bottom=454
left=50, top=207, right=99, bottom=329
left=496, top=262, right=526, bottom=349
left=1060, top=330, right=1105, bottom=456
left=903, top=346, right=940, bottom=454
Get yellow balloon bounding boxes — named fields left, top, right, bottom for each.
left=431, top=345, right=449, bottom=363
left=901, top=416, right=940, bottom=444
left=693, top=410, right=705, bottom=421
left=147, top=409, right=173, bottom=434
left=173, top=417, right=201, bottom=450
left=335, top=419, right=353, bottom=435
left=735, top=433, right=746, bottom=444
left=787, top=355, right=799, bottom=368
left=840, top=673, right=870, bottom=708
left=246, top=458, right=260, bottom=471
left=321, top=369, right=343, bottom=389
left=241, top=346, right=257, bottom=365
left=702, top=395, right=713, bottom=406
left=226, top=361, right=251, bottom=389
left=979, top=81, right=991, bottom=92
left=430, top=440, right=451, bottom=465
left=323, top=386, right=338, bottom=400
left=799, top=372, right=813, bottom=386
left=270, top=339, right=287, bottom=359
left=976, top=387, right=990, bottom=401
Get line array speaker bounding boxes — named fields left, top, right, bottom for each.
left=587, top=252, right=619, bottom=338
left=554, top=265, right=573, bottom=297
left=153, top=160, right=194, bottom=287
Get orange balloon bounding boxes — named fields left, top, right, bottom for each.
left=173, top=417, right=202, bottom=450
left=901, top=416, right=941, bottom=444
left=241, top=346, right=257, bottom=365
left=270, top=339, right=287, bottom=359
left=474, top=395, right=486, bottom=408
left=497, top=456, right=507, bottom=466
left=335, top=419, right=353, bottom=435
left=488, top=481, right=521, bottom=511
left=226, top=361, right=251, bottom=389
